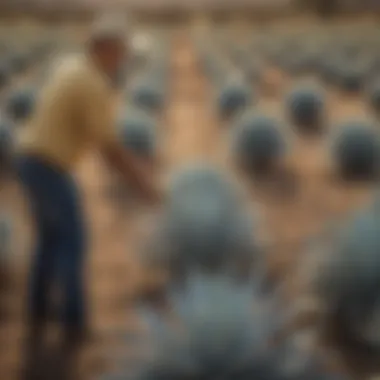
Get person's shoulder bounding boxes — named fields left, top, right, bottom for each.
left=49, top=53, right=92, bottom=86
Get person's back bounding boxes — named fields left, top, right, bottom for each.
left=19, top=52, right=116, bottom=171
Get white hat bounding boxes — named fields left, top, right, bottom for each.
left=89, top=12, right=129, bottom=44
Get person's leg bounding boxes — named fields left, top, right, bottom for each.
left=54, top=177, right=87, bottom=342
left=28, top=227, right=56, bottom=329
left=16, top=157, right=64, bottom=334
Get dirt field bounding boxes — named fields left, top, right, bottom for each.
left=0, top=19, right=379, bottom=380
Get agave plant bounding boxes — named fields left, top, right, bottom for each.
left=130, top=74, right=166, bottom=113
left=336, top=63, right=367, bottom=94
left=0, top=118, right=14, bottom=179
left=286, top=82, right=326, bottom=135
left=0, top=61, right=10, bottom=89
left=366, top=78, right=380, bottom=113
left=5, top=86, right=36, bottom=123
left=0, top=214, right=12, bottom=288
left=329, top=121, right=380, bottom=181
left=118, top=106, right=157, bottom=159
left=312, top=196, right=380, bottom=354
left=0, top=214, right=11, bottom=258
left=101, top=273, right=340, bottom=380
left=7, top=50, right=29, bottom=74
left=217, top=74, right=253, bottom=121
left=319, top=55, right=343, bottom=85
left=232, top=110, right=287, bottom=176
left=140, top=163, right=260, bottom=284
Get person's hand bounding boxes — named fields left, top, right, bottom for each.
left=145, top=183, right=164, bottom=206
left=141, top=162, right=166, bottom=206
left=103, top=143, right=166, bottom=207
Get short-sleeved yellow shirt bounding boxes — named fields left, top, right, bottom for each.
left=17, top=53, right=118, bottom=171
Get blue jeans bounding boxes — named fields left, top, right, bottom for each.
left=17, top=155, right=86, bottom=330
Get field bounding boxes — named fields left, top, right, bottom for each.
left=1, top=15, right=380, bottom=380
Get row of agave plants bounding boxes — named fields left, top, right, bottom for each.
left=224, top=26, right=380, bottom=112
left=99, top=109, right=380, bottom=379
left=101, top=26, right=380, bottom=379
left=194, top=25, right=380, bottom=183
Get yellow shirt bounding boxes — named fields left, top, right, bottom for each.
left=18, top=53, right=118, bottom=171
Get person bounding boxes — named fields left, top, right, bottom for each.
left=16, top=13, right=161, bottom=347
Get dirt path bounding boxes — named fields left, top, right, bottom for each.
left=163, top=34, right=220, bottom=170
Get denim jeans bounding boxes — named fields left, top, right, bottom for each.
left=17, top=155, right=86, bottom=330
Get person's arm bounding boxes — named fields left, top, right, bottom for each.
left=81, top=76, right=161, bottom=204
left=102, top=141, right=161, bottom=204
